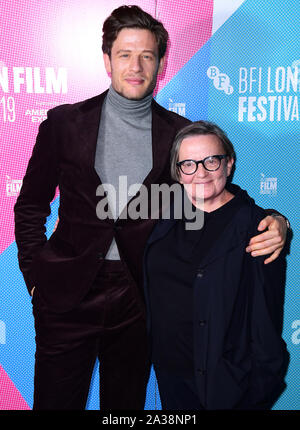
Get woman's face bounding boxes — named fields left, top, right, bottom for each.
left=178, top=134, right=234, bottom=210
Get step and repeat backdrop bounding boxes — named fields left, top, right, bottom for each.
left=0, top=0, right=299, bottom=410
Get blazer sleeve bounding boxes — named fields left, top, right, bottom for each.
left=14, top=109, right=59, bottom=294
left=245, top=246, right=289, bottom=409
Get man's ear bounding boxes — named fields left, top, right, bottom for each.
left=103, top=53, right=112, bottom=74
left=157, top=55, right=165, bottom=75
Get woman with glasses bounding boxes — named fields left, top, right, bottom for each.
left=144, top=121, right=289, bottom=410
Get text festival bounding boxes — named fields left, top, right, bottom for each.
left=238, top=65, right=299, bottom=122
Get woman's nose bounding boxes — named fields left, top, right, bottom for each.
left=194, top=162, right=208, bottom=178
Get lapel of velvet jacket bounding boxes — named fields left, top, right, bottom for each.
left=76, top=93, right=176, bottom=190
left=75, top=92, right=182, bottom=227
left=76, top=90, right=108, bottom=189
left=143, top=99, right=178, bottom=188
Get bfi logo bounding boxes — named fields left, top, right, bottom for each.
left=207, top=66, right=234, bottom=95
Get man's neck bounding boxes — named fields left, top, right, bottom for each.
left=106, top=85, right=153, bottom=117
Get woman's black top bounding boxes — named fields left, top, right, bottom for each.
left=146, top=188, right=245, bottom=376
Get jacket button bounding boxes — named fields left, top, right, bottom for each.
left=197, top=369, right=206, bottom=375
left=98, top=252, right=104, bottom=260
left=114, top=225, right=122, bottom=231
left=197, top=269, right=204, bottom=278
left=199, top=320, right=206, bottom=326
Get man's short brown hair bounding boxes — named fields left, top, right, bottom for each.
left=102, top=5, right=168, bottom=60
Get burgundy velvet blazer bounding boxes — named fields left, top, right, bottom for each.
left=14, top=90, right=190, bottom=313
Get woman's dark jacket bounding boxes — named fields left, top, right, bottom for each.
left=143, top=185, right=289, bottom=410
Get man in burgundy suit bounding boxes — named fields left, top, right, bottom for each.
left=14, top=5, right=287, bottom=410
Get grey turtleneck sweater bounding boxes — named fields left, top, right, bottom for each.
left=94, top=86, right=153, bottom=259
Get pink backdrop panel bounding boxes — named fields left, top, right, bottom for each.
left=0, top=365, right=30, bottom=410
left=155, top=0, right=213, bottom=94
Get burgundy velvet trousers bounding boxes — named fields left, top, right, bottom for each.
left=32, top=260, right=150, bottom=410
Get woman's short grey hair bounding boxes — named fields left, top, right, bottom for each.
left=170, top=120, right=236, bottom=181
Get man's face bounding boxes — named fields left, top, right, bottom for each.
left=103, top=28, right=165, bottom=100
